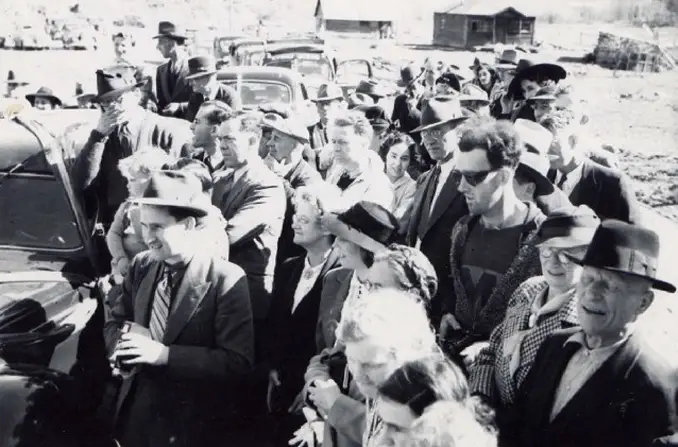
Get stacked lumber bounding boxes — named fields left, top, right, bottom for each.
left=594, top=31, right=676, bottom=72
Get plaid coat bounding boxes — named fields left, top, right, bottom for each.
left=469, top=276, right=580, bottom=408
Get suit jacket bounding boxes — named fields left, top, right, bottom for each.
left=212, top=159, right=287, bottom=320
left=308, top=122, right=329, bottom=150
left=178, top=83, right=242, bottom=122
left=401, top=167, right=469, bottom=327
left=73, top=110, right=193, bottom=226
left=156, top=57, right=192, bottom=115
left=503, top=328, right=678, bottom=447
left=315, top=268, right=354, bottom=353
left=548, top=158, right=641, bottom=224
left=276, top=158, right=322, bottom=270
left=103, top=251, right=255, bottom=446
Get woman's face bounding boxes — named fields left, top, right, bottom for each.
left=531, top=99, right=556, bottom=122
left=335, top=237, right=367, bottom=270
left=539, top=245, right=588, bottom=291
left=291, top=201, right=325, bottom=248
left=477, top=67, right=492, bottom=87
left=364, top=258, right=401, bottom=292
left=345, top=338, right=399, bottom=399
left=521, top=79, right=541, bottom=100
left=377, top=397, right=418, bottom=447
left=385, top=142, right=411, bottom=180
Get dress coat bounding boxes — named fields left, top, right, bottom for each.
left=103, top=251, right=255, bottom=447
left=177, top=83, right=242, bottom=122
left=155, top=57, right=192, bottom=115
left=501, top=328, right=678, bottom=447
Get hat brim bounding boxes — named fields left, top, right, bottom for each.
left=133, top=197, right=210, bottom=217
left=26, top=93, right=62, bottom=106
left=370, top=119, right=391, bottom=130
left=153, top=33, right=186, bottom=40
left=185, top=70, right=218, bottom=80
left=564, top=254, right=677, bottom=293
left=411, top=115, right=468, bottom=133
left=96, top=81, right=144, bottom=101
left=508, top=63, right=567, bottom=99
left=536, top=228, right=596, bottom=248
left=459, top=96, right=490, bottom=105
left=267, top=122, right=309, bottom=143
left=311, top=95, right=344, bottom=103
left=516, top=163, right=555, bottom=195
left=321, top=213, right=388, bottom=254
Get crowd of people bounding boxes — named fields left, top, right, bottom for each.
left=3, top=19, right=678, bottom=447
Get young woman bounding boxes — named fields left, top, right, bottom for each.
left=378, top=132, right=418, bottom=219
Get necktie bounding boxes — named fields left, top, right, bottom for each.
left=417, top=165, right=442, bottom=235
left=337, top=173, right=355, bottom=191
left=149, top=266, right=173, bottom=342
left=557, top=173, right=568, bottom=189
left=118, top=123, right=132, bottom=156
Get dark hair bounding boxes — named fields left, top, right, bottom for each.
left=359, top=248, right=375, bottom=268
left=375, top=244, right=438, bottom=304
left=378, top=131, right=417, bottom=169
left=378, top=354, right=470, bottom=417
left=458, top=118, right=522, bottom=170
left=200, top=100, right=233, bottom=125
left=473, top=63, right=500, bottom=88
left=165, top=158, right=213, bottom=194
left=166, top=206, right=203, bottom=222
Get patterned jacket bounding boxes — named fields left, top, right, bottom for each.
left=469, top=276, right=579, bottom=408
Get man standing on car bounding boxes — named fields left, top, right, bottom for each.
left=105, top=170, right=255, bottom=447
left=178, top=55, right=241, bottom=122
left=153, top=21, right=192, bottom=117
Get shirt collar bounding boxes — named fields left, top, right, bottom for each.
left=564, top=329, right=632, bottom=353
left=304, top=249, right=331, bottom=270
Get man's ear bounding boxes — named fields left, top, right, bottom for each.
left=637, top=289, right=655, bottom=315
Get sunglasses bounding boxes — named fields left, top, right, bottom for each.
left=539, top=247, right=584, bottom=264
left=452, top=169, right=497, bottom=186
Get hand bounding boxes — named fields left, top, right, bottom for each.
left=439, top=313, right=462, bottom=340
left=96, top=108, right=123, bottom=136
left=112, top=257, right=130, bottom=277
left=289, top=421, right=324, bottom=446
left=460, top=341, right=490, bottom=369
left=267, top=369, right=282, bottom=412
left=113, top=332, right=169, bottom=366
left=308, top=379, right=341, bottom=415
left=162, top=103, right=180, bottom=116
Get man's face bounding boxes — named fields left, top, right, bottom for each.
left=156, top=37, right=175, bottom=59
left=33, top=97, right=54, bottom=110
left=113, top=36, right=128, bottom=57
left=456, top=148, right=507, bottom=216
left=531, top=99, right=556, bottom=122
left=331, top=125, right=368, bottom=166
left=217, top=118, right=254, bottom=168
left=100, top=91, right=139, bottom=116
left=190, top=105, right=217, bottom=149
left=266, top=129, right=298, bottom=163
left=188, top=74, right=216, bottom=96
left=521, top=79, right=541, bottom=100
left=315, top=98, right=343, bottom=124
left=420, top=123, right=458, bottom=162
left=140, top=205, right=193, bottom=262
left=547, top=127, right=576, bottom=170
left=576, top=267, right=654, bottom=344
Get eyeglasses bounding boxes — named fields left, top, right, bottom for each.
left=539, top=246, right=584, bottom=264
left=421, top=128, right=444, bottom=144
left=452, top=169, right=496, bottom=187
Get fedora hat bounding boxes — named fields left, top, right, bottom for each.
left=355, top=79, right=387, bottom=100
left=566, top=220, right=676, bottom=293
left=353, top=104, right=391, bottom=131
left=459, top=83, right=490, bottom=105
left=153, top=21, right=186, bottom=40
left=133, top=170, right=212, bottom=217
left=266, top=116, right=310, bottom=143
left=514, top=119, right=553, bottom=155
left=536, top=205, right=600, bottom=248
left=321, top=201, right=400, bottom=253
left=259, top=102, right=291, bottom=119
left=435, top=72, right=461, bottom=93
left=495, top=48, right=527, bottom=70
left=398, top=63, right=423, bottom=88
left=95, top=69, right=143, bottom=101
left=185, top=55, right=218, bottom=80
left=347, top=92, right=375, bottom=108
left=311, top=83, right=344, bottom=102
left=411, top=96, right=468, bottom=133
left=508, top=59, right=567, bottom=99
left=25, top=86, right=62, bottom=107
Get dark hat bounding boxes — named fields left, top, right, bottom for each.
left=133, top=170, right=212, bottom=217
left=185, top=55, right=218, bottom=80
left=536, top=205, right=600, bottom=248
left=398, top=63, right=423, bottom=87
left=26, top=86, right=62, bottom=107
left=258, top=102, right=291, bottom=119
left=322, top=201, right=400, bottom=253
left=566, top=220, right=676, bottom=293
left=495, top=48, right=527, bottom=70
left=355, top=79, right=387, bottom=99
left=95, top=69, right=143, bottom=101
left=353, top=104, right=391, bottom=130
left=459, top=83, right=490, bottom=105
left=411, top=96, right=468, bottom=133
left=346, top=92, right=375, bottom=108
left=508, top=59, right=567, bottom=99
left=311, top=83, right=344, bottom=102
left=265, top=116, right=310, bottom=143
left=153, top=21, right=186, bottom=40
left=435, top=72, right=461, bottom=93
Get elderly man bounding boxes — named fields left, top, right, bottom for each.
left=307, top=83, right=347, bottom=174
left=503, top=220, right=678, bottom=447
left=73, top=69, right=192, bottom=231
left=178, top=55, right=241, bottom=122
left=104, top=171, right=255, bottom=447
left=152, top=21, right=192, bottom=117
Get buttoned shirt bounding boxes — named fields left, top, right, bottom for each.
left=292, top=251, right=330, bottom=313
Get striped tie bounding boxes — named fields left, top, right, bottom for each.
left=149, top=267, right=173, bottom=342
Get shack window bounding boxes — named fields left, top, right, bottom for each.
left=507, top=20, right=520, bottom=34
left=521, top=20, right=532, bottom=33
left=469, top=20, right=492, bottom=33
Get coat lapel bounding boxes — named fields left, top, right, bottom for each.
left=169, top=58, right=189, bottom=102
left=163, top=253, right=212, bottom=345
left=405, top=172, right=430, bottom=242
left=217, top=166, right=253, bottom=217
left=158, top=62, right=172, bottom=104
left=134, top=262, right=163, bottom=326
left=425, top=171, right=461, bottom=234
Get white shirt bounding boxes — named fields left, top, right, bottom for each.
left=292, top=252, right=330, bottom=313
left=555, top=162, right=584, bottom=197
left=429, top=157, right=456, bottom=217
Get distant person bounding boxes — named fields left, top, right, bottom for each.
left=178, top=55, right=241, bottom=122
left=25, top=86, right=63, bottom=110
left=153, top=21, right=192, bottom=117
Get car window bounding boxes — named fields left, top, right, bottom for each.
left=0, top=281, right=77, bottom=330
left=336, top=60, right=371, bottom=83
left=267, top=54, right=333, bottom=80
left=0, top=176, right=81, bottom=250
left=222, top=81, right=292, bottom=108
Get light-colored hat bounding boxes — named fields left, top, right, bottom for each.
left=133, top=171, right=212, bottom=217
left=514, top=119, right=553, bottom=155
left=459, top=83, right=490, bottom=105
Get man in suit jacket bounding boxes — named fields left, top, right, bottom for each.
left=503, top=221, right=678, bottom=447
left=189, top=100, right=233, bottom=173
left=401, top=97, right=470, bottom=328
left=152, top=21, right=192, bottom=117
left=104, top=171, right=255, bottom=447
left=262, top=115, right=322, bottom=272
left=73, top=69, right=192, bottom=229
left=178, top=55, right=241, bottom=122
left=306, top=83, right=347, bottom=175
left=540, top=110, right=641, bottom=223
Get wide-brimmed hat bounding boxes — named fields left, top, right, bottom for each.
left=152, top=21, right=186, bottom=40
left=514, top=118, right=555, bottom=194
left=459, top=83, right=490, bottom=105
left=528, top=84, right=558, bottom=102
left=347, top=92, right=375, bottom=108
left=266, top=116, right=310, bottom=143
left=353, top=104, right=391, bottom=131
left=435, top=72, right=461, bottom=93
left=133, top=170, right=212, bottom=217
left=411, top=96, right=468, bottom=132
left=355, top=79, right=387, bottom=99
left=95, top=69, right=143, bottom=101
left=25, top=86, right=63, bottom=107
left=495, top=48, right=527, bottom=70
left=515, top=119, right=553, bottom=155
left=311, top=83, right=344, bottom=102
left=565, top=220, right=676, bottom=293
left=536, top=205, right=600, bottom=248
left=321, top=201, right=400, bottom=253
left=259, top=102, right=291, bottom=119
left=185, top=55, right=218, bottom=80
left=508, top=59, right=567, bottom=99
left=398, top=63, right=423, bottom=88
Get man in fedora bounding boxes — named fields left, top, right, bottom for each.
left=263, top=115, right=322, bottom=271
left=308, top=83, right=346, bottom=151
left=25, top=86, right=63, bottom=110
left=459, top=83, right=491, bottom=117
left=153, top=21, right=192, bottom=117
left=105, top=170, right=255, bottom=447
left=73, top=69, right=192, bottom=232
left=353, top=104, right=392, bottom=152
left=354, top=79, right=387, bottom=105
left=503, top=220, right=678, bottom=447
left=391, top=63, right=424, bottom=137
left=401, top=96, right=470, bottom=329
left=178, top=55, right=241, bottom=122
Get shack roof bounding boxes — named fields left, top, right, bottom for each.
left=314, top=0, right=398, bottom=22
left=437, top=0, right=535, bottom=18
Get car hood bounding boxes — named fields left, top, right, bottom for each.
left=0, top=249, right=75, bottom=275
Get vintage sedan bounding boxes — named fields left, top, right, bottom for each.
left=0, top=110, right=115, bottom=445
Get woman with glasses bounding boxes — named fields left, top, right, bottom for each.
left=469, top=205, right=600, bottom=410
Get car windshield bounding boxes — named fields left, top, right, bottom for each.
left=222, top=81, right=292, bottom=108
left=267, top=54, right=333, bottom=80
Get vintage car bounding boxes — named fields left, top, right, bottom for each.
left=0, top=110, right=116, bottom=445
left=217, top=66, right=318, bottom=124
left=213, top=34, right=246, bottom=64
left=217, top=37, right=267, bottom=69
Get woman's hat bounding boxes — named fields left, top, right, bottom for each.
left=185, top=55, right=218, bottom=80
left=355, top=79, right=387, bottom=99
left=565, top=220, right=676, bottom=293
left=95, top=69, right=143, bottom=101
left=25, top=86, right=63, bottom=107
left=321, top=201, right=400, bottom=253
left=459, top=83, right=490, bottom=105
left=536, top=205, right=600, bottom=248
left=508, top=58, right=567, bottom=99
left=435, top=72, right=461, bottom=93
left=411, top=96, right=468, bottom=132
left=398, top=63, right=423, bottom=88
left=353, top=104, right=391, bottom=131
left=133, top=170, right=212, bottom=217
left=153, top=21, right=186, bottom=40
left=311, top=83, right=344, bottom=102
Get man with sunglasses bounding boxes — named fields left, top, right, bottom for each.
left=440, top=119, right=545, bottom=371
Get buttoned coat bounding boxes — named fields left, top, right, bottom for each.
left=155, top=57, right=192, bottom=115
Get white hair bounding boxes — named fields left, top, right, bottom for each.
left=409, top=401, right=498, bottom=447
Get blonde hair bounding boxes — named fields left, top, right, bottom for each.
left=118, top=147, right=174, bottom=180
left=332, top=110, right=374, bottom=140
left=408, top=401, right=498, bottom=447
left=293, top=182, right=347, bottom=216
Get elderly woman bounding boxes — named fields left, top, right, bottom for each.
left=469, top=205, right=600, bottom=410
left=407, top=401, right=498, bottom=447
left=378, top=132, right=418, bottom=219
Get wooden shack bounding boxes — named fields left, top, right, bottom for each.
left=313, top=0, right=397, bottom=38
left=433, top=1, right=535, bottom=49
left=594, top=31, right=676, bottom=72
